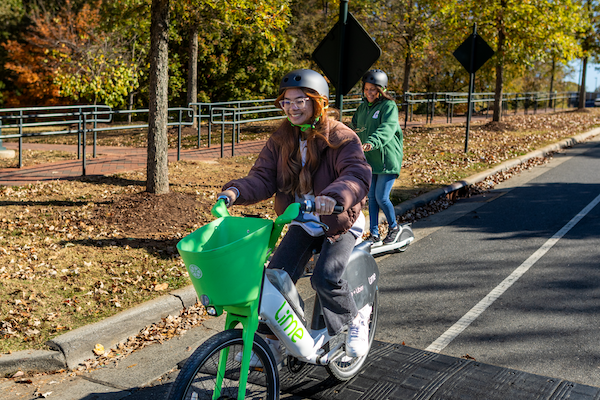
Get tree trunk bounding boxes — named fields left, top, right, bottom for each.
left=187, top=25, right=198, bottom=129
left=402, top=46, right=412, bottom=94
left=492, top=25, right=505, bottom=122
left=548, top=58, right=555, bottom=109
left=128, top=91, right=135, bottom=124
left=578, top=57, right=588, bottom=110
left=147, top=0, right=170, bottom=194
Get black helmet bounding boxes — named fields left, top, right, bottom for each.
left=279, top=69, right=329, bottom=98
left=362, top=69, right=388, bottom=88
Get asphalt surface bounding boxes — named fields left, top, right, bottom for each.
left=374, top=134, right=600, bottom=385
left=1, top=127, right=600, bottom=399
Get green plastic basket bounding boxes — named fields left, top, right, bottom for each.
left=177, top=216, right=273, bottom=306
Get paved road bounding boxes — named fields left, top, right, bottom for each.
left=375, top=134, right=600, bottom=387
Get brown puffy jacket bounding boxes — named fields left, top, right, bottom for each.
left=222, top=119, right=371, bottom=239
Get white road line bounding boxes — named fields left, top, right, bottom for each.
left=425, top=192, right=600, bottom=353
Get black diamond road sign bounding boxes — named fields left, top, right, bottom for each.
left=312, top=13, right=381, bottom=95
left=453, top=34, right=495, bottom=74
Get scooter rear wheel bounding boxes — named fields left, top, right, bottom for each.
left=325, top=291, right=378, bottom=381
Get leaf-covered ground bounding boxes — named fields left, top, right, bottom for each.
left=0, top=108, right=599, bottom=357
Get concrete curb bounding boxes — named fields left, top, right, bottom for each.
left=2, top=127, right=599, bottom=376
left=0, top=286, right=198, bottom=375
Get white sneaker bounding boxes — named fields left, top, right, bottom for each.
left=235, top=337, right=285, bottom=368
left=345, top=304, right=372, bottom=358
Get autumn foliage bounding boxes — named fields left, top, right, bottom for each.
left=2, top=1, right=138, bottom=108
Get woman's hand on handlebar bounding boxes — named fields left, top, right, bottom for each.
left=315, top=195, right=337, bottom=215
left=217, top=189, right=238, bottom=207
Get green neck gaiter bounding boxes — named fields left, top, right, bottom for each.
left=288, top=116, right=320, bottom=132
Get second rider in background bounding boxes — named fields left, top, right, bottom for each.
left=350, top=69, right=404, bottom=246
left=217, top=69, right=372, bottom=364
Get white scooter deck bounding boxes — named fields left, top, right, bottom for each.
left=369, top=223, right=415, bottom=256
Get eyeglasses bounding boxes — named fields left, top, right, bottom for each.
left=279, top=98, right=310, bottom=109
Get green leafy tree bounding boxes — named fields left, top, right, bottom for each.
left=2, top=1, right=144, bottom=107
left=442, top=0, right=583, bottom=121
left=0, top=0, right=25, bottom=105
left=574, top=0, right=600, bottom=109
left=0, top=0, right=24, bottom=39
left=172, top=0, right=292, bottom=108
left=54, top=56, right=141, bottom=108
left=361, top=0, right=444, bottom=94
left=285, top=0, right=337, bottom=69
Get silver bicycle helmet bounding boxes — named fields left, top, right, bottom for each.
left=362, top=69, right=388, bottom=88
left=279, top=69, right=329, bottom=98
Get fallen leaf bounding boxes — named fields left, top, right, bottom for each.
left=154, top=282, right=169, bottom=291
left=93, top=343, right=105, bottom=356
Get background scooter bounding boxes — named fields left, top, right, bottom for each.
left=369, top=223, right=414, bottom=256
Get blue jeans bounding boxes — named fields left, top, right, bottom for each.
left=368, top=173, right=398, bottom=237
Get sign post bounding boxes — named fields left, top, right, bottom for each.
left=464, top=24, right=477, bottom=153
left=336, top=0, right=349, bottom=115
left=453, top=23, right=494, bottom=153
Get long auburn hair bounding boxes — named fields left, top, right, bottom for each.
left=274, top=88, right=349, bottom=196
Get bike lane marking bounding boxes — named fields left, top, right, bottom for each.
left=425, top=192, right=600, bottom=353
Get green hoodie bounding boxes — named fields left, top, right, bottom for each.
left=351, top=98, right=403, bottom=175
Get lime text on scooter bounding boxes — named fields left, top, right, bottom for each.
left=275, top=301, right=304, bottom=343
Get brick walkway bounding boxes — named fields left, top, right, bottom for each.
left=0, top=140, right=267, bottom=186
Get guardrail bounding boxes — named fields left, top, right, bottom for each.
left=0, top=91, right=586, bottom=169
left=194, top=91, right=579, bottom=144
left=0, top=105, right=193, bottom=173
left=189, top=95, right=363, bottom=157
left=399, top=91, right=577, bottom=127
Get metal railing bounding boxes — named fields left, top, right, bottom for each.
left=0, top=91, right=585, bottom=170
left=0, top=105, right=193, bottom=172
left=189, top=95, right=363, bottom=157
left=397, top=91, right=577, bottom=128
left=196, top=91, right=580, bottom=142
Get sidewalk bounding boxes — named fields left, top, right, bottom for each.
left=0, top=140, right=267, bottom=186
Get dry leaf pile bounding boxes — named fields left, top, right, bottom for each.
left=0, top=156, right=269, bottom=354
left=400, top=110, right=600, bottom=187
left=77, top=303, right=206, bottom=372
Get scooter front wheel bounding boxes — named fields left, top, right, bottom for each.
left=325, top=290, right=379, bottom=381
left=167, top=329, right=280, bottom=400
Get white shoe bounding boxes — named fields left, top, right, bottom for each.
left=235, top=337, right=285, bottom=368
left=345, top=304, right=372, bottom=358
